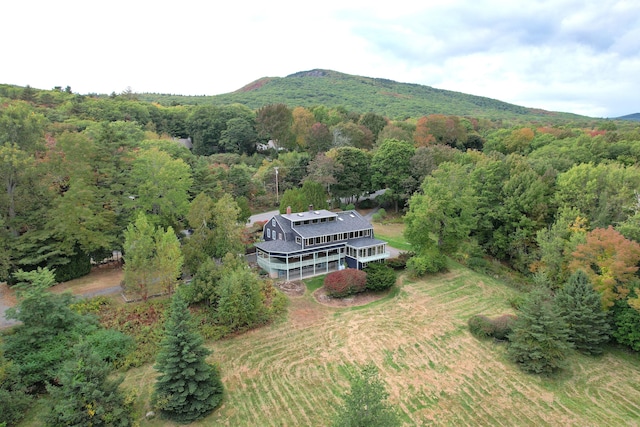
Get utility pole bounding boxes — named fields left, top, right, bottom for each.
left=274, top=166, right=279, bottom=204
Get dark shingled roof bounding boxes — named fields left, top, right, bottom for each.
left=290, top=211, right=372, bottom=239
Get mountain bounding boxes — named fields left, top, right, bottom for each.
left=139, top=69, right=585, bottom=121
left=614, top=113, right=640, bottom=121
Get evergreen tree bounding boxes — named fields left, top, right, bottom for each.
left=507, top=288, right=572, bottom=374
left=333, top=363, right=400, bottom=427
left=45, top=342, right=132, bottom=427
left=153, top=292, right=223, bottom=423
left=555, top=270, right=611, bottom=355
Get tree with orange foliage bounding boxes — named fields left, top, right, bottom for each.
left=570, top=226, right=640, bottom=310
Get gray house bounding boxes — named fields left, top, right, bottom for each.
left=255, top=207, right=389, bottom=280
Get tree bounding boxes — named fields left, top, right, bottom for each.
left=215, top=265, right=266, bottom=330
left=3, top=268, right=98, bottom=390
left=255, top=103, right=293, bottom=150
left=45, top=342, right=132, bottom=427
left=219, top=117, right=258, bottom=155
left=0, top=101, right=46, bottom=236
left=304, top=153, right=342, bottom=198
left=306, top=122, right=332, bottom=155
left=405, top=162, right=477, bottom=256
left=279, top=181, right=328, bottom=213
left=153, top=292, right=223, bottom=423
left=371, top=139, right=415, bottom=212
left=359, top=112, right=387, bottom=142
left=327, top=147, right=371, bottom=203
left=507, top=288, right=572, bottom=374
left=332, top=364, right=400, bottom=427
left=570, top=226, right=640, bottom=310
left=291, top=106, right=315, bottom=148
left=0, top=346, right=31, bottom=427
left=129, top=147, right=193, bottom=230
left=533, top=207, right=587, bottom=287
left=123, top=212, right=183, bottom=300
left=555, top=270, right=611, bottom=355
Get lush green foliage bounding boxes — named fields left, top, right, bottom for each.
left=332, top=363, right=400, bottom=427
left=324, top=269, right=368, bottom=297
left=123, top=212, right=183, bottom=299
left=363, top=262, right=396, bottom=291
left=141, top=69, right=584, bottom=121
left=508, top=289, right=572, bottom=374
left=0, top=346, right=31, bottom=426
left=555, top=270, right=611, bottom=355
left=44, top=341, right=132, bottom=427
left=3, top=268, right=98, bottom=390
left=153, top=293, right=223, bottom=423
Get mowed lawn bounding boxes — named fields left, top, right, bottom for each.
left=121, top=261, right=640, bottom=426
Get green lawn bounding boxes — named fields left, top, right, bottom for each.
left=103, top=263, right=640, bottom=426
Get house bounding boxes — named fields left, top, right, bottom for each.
left=254, top=206, right=390, bottom=280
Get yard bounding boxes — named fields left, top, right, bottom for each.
left=113, top=263, right=640, bottom=426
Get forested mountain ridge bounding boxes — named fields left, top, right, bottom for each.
left=138, top=69, right=586, bottom=122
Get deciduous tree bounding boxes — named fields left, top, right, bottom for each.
left=570, top=226, right=640, bottom=310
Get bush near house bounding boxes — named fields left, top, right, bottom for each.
left=364, top=263, right=396, bottom=291
left=324, top=269, right=367, bottom=298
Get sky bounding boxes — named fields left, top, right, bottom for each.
left=3, top=0, right=639, bottom=118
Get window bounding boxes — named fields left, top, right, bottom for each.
left=272, top=218, right=276, bottom=226
left=296, top=236, right=301, bottom=244
left=266, top=228, right=271, bottom=239
left=278, top=233, right=283, bottom=240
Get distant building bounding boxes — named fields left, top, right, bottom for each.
left=255, top=207, right=389, bottom=280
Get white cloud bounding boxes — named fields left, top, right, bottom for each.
left=2, top=0, right=638, bottom=117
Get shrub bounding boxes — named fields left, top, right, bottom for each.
left=345, top=203, right=355, bottom=211
left=385, top=251, right=414, bottom=270
left=468, top=315, right=494, bottom=339
left=85, top=328, right=135, bottom=366
left=406, top=249, right=446, bottom=277
left=324, top=269, right=367, bottom=298
left=468, top=314, right=517, bottom=341
left=371, top=208, right=387, bottom=223
left=364, top=263, right=396, bottom=291
left=491, top=314, right=518, bottom=340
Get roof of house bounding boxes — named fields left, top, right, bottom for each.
left=256, top=210, right=381, bottom=254
left=291, top=211, right=373, bottom=239
left=346, top=237, right=387, bottom=248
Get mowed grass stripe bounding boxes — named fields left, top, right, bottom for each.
left=119, top=261, right=640, bottom=426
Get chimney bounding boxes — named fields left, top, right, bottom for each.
left=309, top=204, right=313, bottom=212
left=286, top=206, right=292, bottom=215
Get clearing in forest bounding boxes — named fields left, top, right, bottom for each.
left=119, top=262, right=640, bottom=426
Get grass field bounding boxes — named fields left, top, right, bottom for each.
left=113, top=260, right=640, bottom=426
left=374, top=223, right=413, bottom=252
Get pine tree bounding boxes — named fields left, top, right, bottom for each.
left=152, top=292, right=223, bottom=423
left=332, top=364, right=400, bottom=427
left=45, top=341, right=132, bottom=427
left=507, top=288, right=572, bottom=374
left=555, top=270, right=611, bottom=355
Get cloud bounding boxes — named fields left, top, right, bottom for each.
left=2, top=0, right=638, bottom=117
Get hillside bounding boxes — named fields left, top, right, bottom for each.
left=615, top=112, right=640, bottom=121
left=139, top=69, right=586, bottom=121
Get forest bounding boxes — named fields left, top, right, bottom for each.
left=1, top=78, right=640, bottom=425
